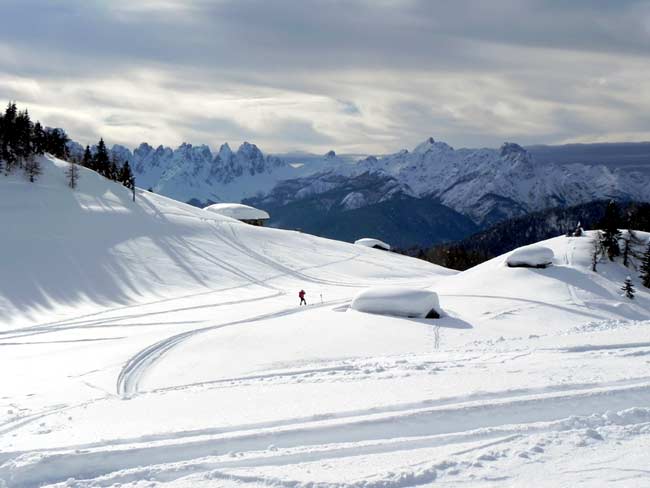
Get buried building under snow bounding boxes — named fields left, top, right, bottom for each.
left=350, top=287, right=442, bottom=319
left=354, top=238, right=391, bottom=251
left=506, top=245, right=554, bottom=268
left=204, top=203, right=270, bottom=226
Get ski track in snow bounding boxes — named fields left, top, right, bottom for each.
left=0, top=282, right=273, bottom=339
left=116, top=297, right=352, bottom=399
left=5, top=380, right=650, bottom=487
left=215, top=223, right=367, bottom=288
left=564, top=237, right=586, bottom=308
left=115, top=221, right=437, bottom=401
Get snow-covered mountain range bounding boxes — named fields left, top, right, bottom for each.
left=243, top=172, right=478, bottom=247
left=67, top=140, right=350, bottom=206
left=68, top=137, right=650, bottom=233
left=355, top=138, right=650, bottom=226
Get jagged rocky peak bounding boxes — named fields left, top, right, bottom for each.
left=325, top=150, right=337, bottom=159
left=499, top=142, right=533, bottom=166
left=217, top=142, right=233, bottom=159
left=238, top=142, right=267, bottom=175
left=412, top=137, right=453, bottom=154
left=153, top=144, right=173, bottom=158
left=132, top=142, right=154, bottom=160
left=499, top=142, right=527, bottom=158
left=111, top=144, right=133, bottom=162
left=197, top=144, right=213, bottom=160
left=66, top=140, right=85, bottom=160
left=135, top=142, right=153, bottom=153
left=237, top=141, right=263, bottom=158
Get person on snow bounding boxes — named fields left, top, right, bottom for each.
left=299, top=289, right=307, bottom=306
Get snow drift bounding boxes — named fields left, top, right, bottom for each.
left=350, top=287, right=441, bottom=318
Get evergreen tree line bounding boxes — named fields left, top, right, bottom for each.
left=590, top=200, right=650, bottom=298
left=0, top=102, right=134, bottom=190
left=78, top=139, right=134, bottom=189
left=0, top=102, right=69, bottom=181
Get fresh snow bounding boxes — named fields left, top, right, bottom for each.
left=350, top=287, right=441, bottom=318
left=506, top=245, right=555, bottom=268
left=1, top=156, right=650, bottom=487
left=354, top=238, right=391, bottom=250
left=203, top=203, right=270, bottom=221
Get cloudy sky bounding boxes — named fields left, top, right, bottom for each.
left=1, top=0, right=649, bottom=154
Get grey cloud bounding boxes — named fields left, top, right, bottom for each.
left=0, top=0, right=648, bottom=152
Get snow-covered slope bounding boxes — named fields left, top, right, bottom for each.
left=2, top=157, right=650, bottom=487
left=0, top=155, right=440, bottom=328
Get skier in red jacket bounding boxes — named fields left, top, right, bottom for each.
left=299, top=289, right=307, bottom=306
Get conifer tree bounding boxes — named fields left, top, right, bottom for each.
left=93, top=138, right=110, bottom=177
left=600, top=201, right=621, bottom=260
left=32, top=121, right=46, bottom=155
left=43, top=128, right=69, bottom=159
left=108, top=153, right=119, bottom=181
left=2, top=102, right=18, bottom=171
left=640, top=242, right=650, bottom=289
left=15, top=110, right=34, bottom=167
left=591, top=231, right=602, bottom=272
left=66, top=161, right=80, bottom=189
left=24, top=158, right=41, bottom=182
left=81, top=145, right=93, bottom=170
left=622, top=276, right=635, bottom=299
left=119, top=160, right=134, bottom=188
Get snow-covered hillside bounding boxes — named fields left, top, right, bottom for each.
left=1, top=156, right=650, bottom=487
left=0, top=156, right=438, bottom=328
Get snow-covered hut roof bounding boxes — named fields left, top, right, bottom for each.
left=354, top=238, right=391, bottom=250
left=204, top=203, right=270, bottom=221
left=350, top=287, right=441, bottom=319
left=506, top=245, right=554, bottom=268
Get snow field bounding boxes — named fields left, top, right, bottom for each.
left=1, top=157, right=650, bottom=487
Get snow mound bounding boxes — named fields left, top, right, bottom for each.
left=204, top=202, right=269, bottom=221
left=355, top=238, right=391, bottom=250
left=350, top=287, right=441, bottom=318
left=506, top=245, right=554, bottom=268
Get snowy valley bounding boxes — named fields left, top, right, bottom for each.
left=1, top=156, right=650, bottom=487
